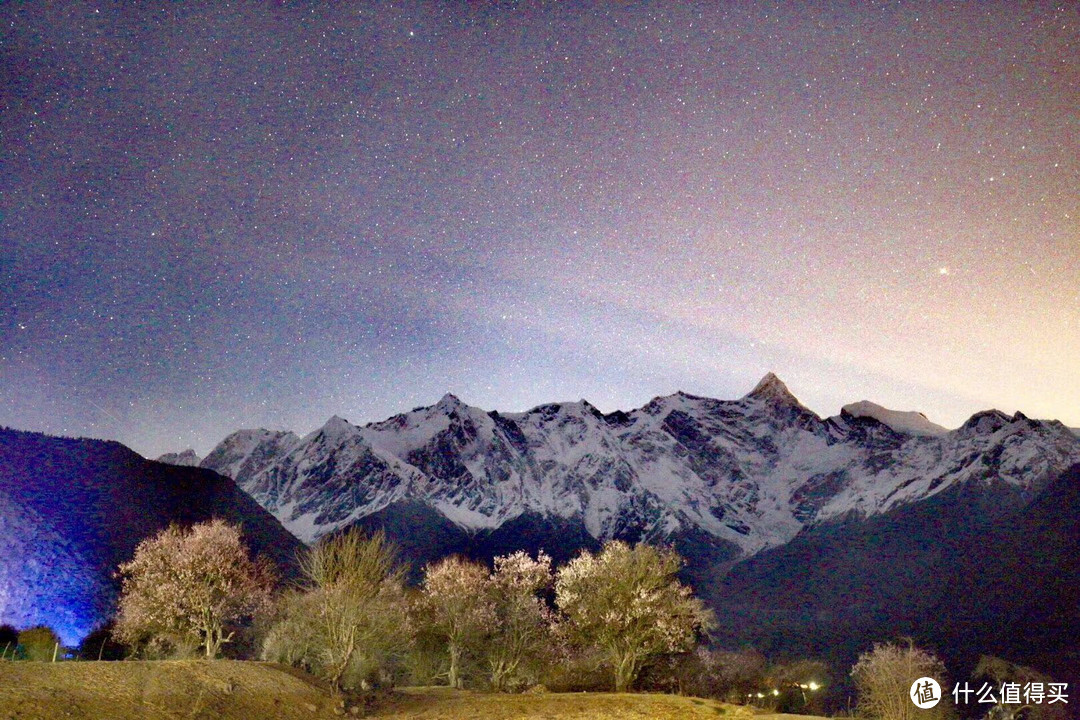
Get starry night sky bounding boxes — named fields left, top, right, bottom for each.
left=2, top=2, right=1078, bottom=457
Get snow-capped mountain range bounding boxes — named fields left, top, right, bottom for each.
left=174, top=374, right=1080, bottom=559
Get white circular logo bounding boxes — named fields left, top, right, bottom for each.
left=910, top=677, right=941, bottom=709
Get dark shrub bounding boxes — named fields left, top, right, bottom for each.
left=77, top=622, right=128, bottom=661
left=0, top=624, right=17, bottom=658
left=18, top=625, right=62, bottom=661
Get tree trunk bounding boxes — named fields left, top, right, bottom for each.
left=613, top=651, right=637, bottom=693
left=490, top=657, right=515, bottom=692
left=203, top=623, right=233, bottom=659
left=448, top=643, right=462, bottom=689
left=205, top=629, right=217, bottom=659
left=203, top=623, right=214, bottom=658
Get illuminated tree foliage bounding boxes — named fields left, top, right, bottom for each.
left=414, top=556, right=494, bottom=689
left=851, top=641, right=949, bottom=720
left=17, top=625, right=61, bottom=661
left=485, top=551, right=554, bottom=691
left=554, top=541, right=715, bottom=692
left=115, top=519, right=274, bottom=658
left=262, top=528, right=409, bottom=693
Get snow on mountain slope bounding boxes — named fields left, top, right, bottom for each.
left=202, top=418, right=432, bottom=542
left=839, top=401, right=948, bottom=437
left=200, top=429, right=301, bottom=485
left=156, top=449, right=202, bottom=466
left=199, top=374, right=1080, bottom=555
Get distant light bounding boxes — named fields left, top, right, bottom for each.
left=772, top=689, right=780, bottom=696
left=756, top=692, right=765, bottom=698
left=808, top=681, right=821, bottom=691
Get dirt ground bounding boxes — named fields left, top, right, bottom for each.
left=371, top=686, right=821, bottom=720
left=0, top=660, right=335, bottom=720
left=0, top=661, right=825, bottom=720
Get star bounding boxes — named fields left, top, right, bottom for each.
left=1, top=2, right=1076, bottom=455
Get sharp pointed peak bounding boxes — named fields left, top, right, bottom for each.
left=308, top=415, right=358, bottom=443
left=321, top=415, right=355, bottom=432
left=744, top=372, right=801, bottom=405
left=557, top=399, right=605, bottom=420
left=556, top=398, right=601, bottom=413
left=433, top=393, right=473, bottom=416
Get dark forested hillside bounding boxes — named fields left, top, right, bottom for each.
left=0, top=428, right=303, bottom=644
left=709, top=464, right=1080, bottom=705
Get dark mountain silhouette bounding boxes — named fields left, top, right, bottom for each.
left=709, top=463, right=1080, bottom=708
left=0, top=427, right=303, bottom=644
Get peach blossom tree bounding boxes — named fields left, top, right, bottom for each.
left=554, top=541, right=714, bottom=692
left=485, top=550, right=555, bottom=691
left=115, top=519, right=274, bottom=658
left=414, top=556, right=495, bottom=688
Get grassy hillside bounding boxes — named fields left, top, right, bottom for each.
left=0, top=660, right=332, bottom=720
left=0, top=661, right=821, bottom=720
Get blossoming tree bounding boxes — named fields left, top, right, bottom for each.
left=415, top=556, right=495, bottom=688
left=486, top=550, right=554, bottom=691
left=554, top=540, right=714, bottom=692
left=115, top=519, right=274, bottom=658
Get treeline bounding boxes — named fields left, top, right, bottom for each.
left=136, top=521, right=716, bottom=694
left=9, top=520, right=1068, bottom=720
left=104, top=521, right=831, bottom=712
left=15, top=519, right=719, bottom=694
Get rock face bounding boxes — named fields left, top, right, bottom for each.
left=197, top=374, right=1080, bottom=559
left=0, top=427, right=303, bottom=644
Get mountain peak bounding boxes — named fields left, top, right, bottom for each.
left=436, top=393, right=464, bottom=412
left=320, top=415, right=355, bottom=436
left=197, top=380, right=1080, bottom=561
left=744, top=372, right=801, bottom=405
left=960, top=409, right=1012, bottom=434
left=156, top=448, right=202, bottom=466
left=840, top=401, right=948, bottom=437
